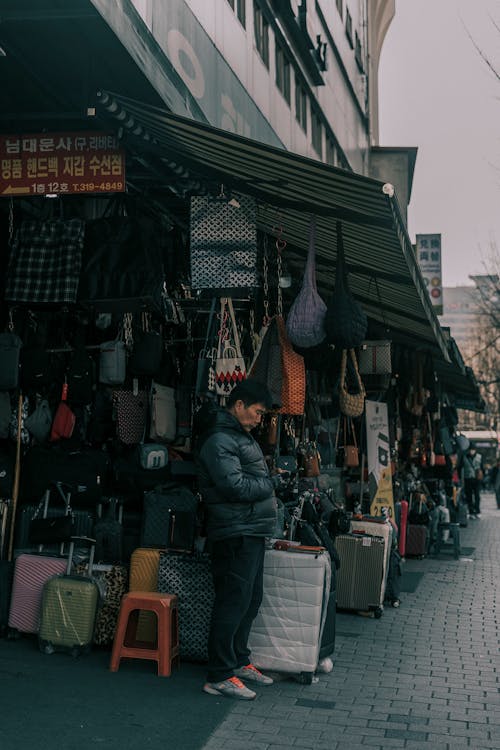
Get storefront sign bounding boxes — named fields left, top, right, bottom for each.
left=0, top=132, right=126, bottom=197
left=416, top=233, right=443, bottom=315
left=365, top=400, right=395, bottom=518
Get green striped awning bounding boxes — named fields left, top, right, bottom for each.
left=97, top=90, right=449, bottom=360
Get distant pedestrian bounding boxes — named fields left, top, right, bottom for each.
left=490, top=459, right=500, bottom=510
left=461, top=446, right=483, bottom=517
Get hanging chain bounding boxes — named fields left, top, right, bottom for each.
left=123, top=312, right=134, bottom=348
left=8, top=198, right=14, bottom=245
left=262, top=233, right=270, bottom=323
left=273, top=214, right=287, bottom=317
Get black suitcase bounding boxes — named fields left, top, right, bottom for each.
left=14, top=503, right=94, bottom=553
left=140, top=485, right=198, bottom=550
left=157, top=551, right=214, bottom=661
left=94, top=497, right=123, bottom=562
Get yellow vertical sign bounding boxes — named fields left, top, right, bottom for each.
left=365, top=400, right=395, bottom=519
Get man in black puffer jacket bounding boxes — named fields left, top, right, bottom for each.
left=197, top=379, right=281, bottom=701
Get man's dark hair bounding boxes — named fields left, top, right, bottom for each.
left=226, top=379, right=274, bottom=410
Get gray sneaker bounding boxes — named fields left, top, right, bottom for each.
left=203, top=676, right=256, bottom=700
left=234, top=664, right=274, bottom=685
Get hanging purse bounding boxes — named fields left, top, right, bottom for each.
left=50, top=382, right=76, bottom=442
left=149, top=382, right=177, bottom=442
left=113, top=387, right=148, bottom=445
left=276, top=316, right=306, bottom=416
left=285, top=217, right=326, bottom=348
left=189, top=192, right=258, bottom=290
left=99, top=336, right=126, bottom=386
left=25, top=398, right=52, bottom=443
left=343, top=417, right=359, bottom=468
left=324, top=221, right=367, bottom=349
left=215, top=298, right=247, bottom=397
left=358, top=340, right=392, bottom=375
left=338, top=349, right=366, bottom=418
left=299, top=441, right=321, bottom=477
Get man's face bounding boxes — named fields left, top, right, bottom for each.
left=232, top=400, right=267, bottom=432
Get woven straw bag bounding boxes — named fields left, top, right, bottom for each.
left=338, top=349, right=366, bottom=418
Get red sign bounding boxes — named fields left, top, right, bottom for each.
left=0, top=132, right=126, bottom=197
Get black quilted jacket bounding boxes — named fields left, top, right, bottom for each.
left=196, top=409, right=278, bottom=541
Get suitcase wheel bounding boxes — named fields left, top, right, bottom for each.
left=40, top=641, right=55, bottom=655
left=373, top=607, right=383, bottom=619
left=295, top=671, right=314, bottom=685
left=7, top=627, right=20, bottom=641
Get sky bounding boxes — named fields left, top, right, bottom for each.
left=378, top=0, right=500, bottom=288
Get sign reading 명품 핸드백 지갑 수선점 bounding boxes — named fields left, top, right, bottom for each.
left=416, top=233, right=443, bottom=315
left=0, top=132, right=126, bottom=197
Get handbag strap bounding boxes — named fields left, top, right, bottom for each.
left=304, top=216, right=317, bottom=291
left=226, top=297, right=243, bottom=357
left=348, top=349, right=365, bottom=395
left=347, top=417, right=358, bottom=449
left=201, top=297, right=217, bottom=356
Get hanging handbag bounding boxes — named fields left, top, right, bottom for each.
left=324, top=221, right=367, bottom=349
left=249, top=318, right=283, bottom=408
left=0, top=392, right=11, bottom=440
left=99, top=338, right=126, bottom=386
left=343, top=417, right=359, bottom=468
left=25, top=398, right=52, bottom=443
left=276, top=316, right=306, bottom=415
left=0, top=332, right=22, bottom=390
left=189, top=192, right=258, bottom=290
left=128, top=312, right=163, bottom=376
left=215, top=298, right=247, bottom=397
left=286, top=217, right=326, bottom=348
left=6, top=219, right=84, bottom=304
left=299, top=441, right=321, bottom=477
left=358, top=340, right=392, bottom=375
left=338, top=349, right=366, bottom=418
left=50, top=382, right=76, bottom=442
left=137, top=443, right=169, bottom=470
left=113, top=388, right=148, bottom=445
left=149, top=382, right=177, bottom=442
left=195, top=298, right=218, bottom=397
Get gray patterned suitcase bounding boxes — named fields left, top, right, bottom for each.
left=157, top=551, right=214, bottom=661
left=335, top=533, right=386, bottom=617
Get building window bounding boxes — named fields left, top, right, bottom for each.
left=355, top=31, right=364, bottom=71
left=345, top=7, right=354, bottom=48
left=326, top=136, right=337, bottom=167
left=226, top=0, right=246, bottom=27
left=254, top=1, right=269, bottom=67
left=295, top=76, right=307, bottom=132
left=311, top=106, right=322, bottom=157
left=336, top=0, right=343, bottom=19
left=275, top=42, right=291, bottom=104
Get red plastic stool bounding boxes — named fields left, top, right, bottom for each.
left=110, top=591, right=180, bottom=677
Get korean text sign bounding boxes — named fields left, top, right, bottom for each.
left=0, top=132, right=125, bottom=197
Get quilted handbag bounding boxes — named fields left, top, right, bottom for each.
left=338, top=349, right=366, bottom=418
left=276, top=317, right=306, bottom=415
left=324, top=221, right=367, bottom=349
left=190, top=192, right=258, bottom=290
left=157, top=551, right=214, bottom=661
left=286, top=217, right=327, bottom=348
left=215, top=297, right=246, bottom=397
left=113, top=389, right=147, bottom=445
left=358, top=340, right=392, bottom=375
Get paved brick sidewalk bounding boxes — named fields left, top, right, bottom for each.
left=202, top=493, right=500, bottom=750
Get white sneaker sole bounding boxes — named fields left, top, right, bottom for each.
left=203, top=683, right=256, bottom=700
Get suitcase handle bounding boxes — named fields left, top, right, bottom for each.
left=67, top=536, right=96, bottom=576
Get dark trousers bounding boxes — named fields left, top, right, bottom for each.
left=207, top=535, right=265, bottom=683
left=464, top=478, right=481, bottom=515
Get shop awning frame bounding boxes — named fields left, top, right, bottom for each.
left=96, top=90, right=450, bottom=361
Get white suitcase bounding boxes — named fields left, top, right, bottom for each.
left=248, top=548, right=331, bottom=684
